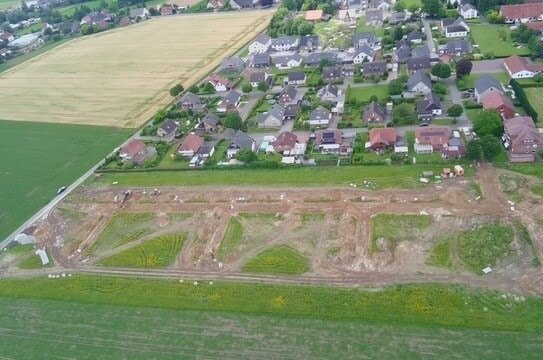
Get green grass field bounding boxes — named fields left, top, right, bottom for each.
left=90, top=213, right=154, bottom=254
left=0, top=0, right=19, bottom=10
left=525, top=88, right=543, bottom=125
left=242, top=245, right=309, bottom=275
left=458, top=72, right=511, bottom=90
left=17, top=249, right=54, bottom=269
left=97, top=233, right=187, bottom=268
left=94, top=164, right=466, bottom=189
left=1, top=296, right=542, bottom=359
left=427, top=240, right=453, bottom=268
left=347, top=85, right=389, bottom=102
left=370, top=214, right=432, bottom=253
left=217, top=217, right=243, bottom=260
left=0, top=120, right=131, bottom=242
left=470, top=25, right=530, bottom=57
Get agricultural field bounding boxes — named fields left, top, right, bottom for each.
left=525, top=88, right=543, bottom=125
left=0, top=12, right=273, bottom=127
left=470, top=25, right=530, bottom=57
left=0, top=0, right=18, bottom=10
left=0, top=120, right=131, bottom=242
left=242, top=245, right=309, bottom=275
left=89, top=213, right=155, bottom=254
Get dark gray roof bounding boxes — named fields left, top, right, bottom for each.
left=407, top=70, right=431, bottom=91
left=417, top=92, right=442, bottom=114
left=407, top=57, right=431, bottom=71
left=221, top=56, right=244, bottom=70
left=412, top=45, right=431, bottom=59
left=253, top=53, right=271, bottom=66
left=395, top=43, right=411, bottom=61
left=322, top=66, right=342, bottom=80
left=202, top=113, right=220, bottom=126
left=196, top=143, right=215, bottom=156
left=446, top=39, right=471, bottom=53
left=354, top=44, right=374, bottom=57
left=288, top=71, right=306, bottom=81
left=271, top=35, right=299, bottom=47
left=310, top=106, right=331, bottom=120
left=304, top=52, right=337, bottom=66
left=365, top=9, right=384, bottom=22
left=272, top=54, right=303, bottom=66
left=284, top=104, right=299, bottom=117
left=363, top=61, right=387, bottom=75
left=461, top=3, right=476, bottom=11
left=406, top=30, right=422, bottom=41
left=250, top=71, right=267, bottom=83
left=363, top=101, right=385, bottom=119
left=319, top=83, right=339, bottom=97
left=475, top=75, right=504, bottom=94
left=180, top=92, right=201, bottom=105
left=225, top=90, right=241, bottom=103
left=230, top=130, right=254, bottom=149
left=280, top=85, right=298, bottom=99
left=300, top=35, right=319, bottom=47
left=253, top=33, right=271, bottom=45
left=352, top=32, right=376, bottom=45
left=159, top=120, right=178, bottom=135
left=446, top=25, right=468, bottom=34
left=269, top=104, right=285, bottom=119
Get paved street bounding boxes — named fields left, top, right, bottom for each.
left=422, top=19, right=436, bottom=52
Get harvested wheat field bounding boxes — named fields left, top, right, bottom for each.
left=0, top=12, right=272, bottom=127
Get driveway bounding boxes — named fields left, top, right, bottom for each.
left=471, top=59, right=505, bottom=73
left=422, top=19, right=436, bottom=52
left=444, top=77, right=470, bottom=127
left=238, top=92, right=264, bottom=121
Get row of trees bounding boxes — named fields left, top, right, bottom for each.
left=268, top=8, right=314, bottom=37
left=511, top=25, right=543, bottom=59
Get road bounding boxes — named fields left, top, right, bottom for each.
left=422, top=19, right=435, bottom=52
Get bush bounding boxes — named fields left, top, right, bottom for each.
left=169, top=84, right=184, bottom=97
left=242, top=83, right=253, bottom=93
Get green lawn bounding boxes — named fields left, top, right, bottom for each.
left=217, top=217, right=244, bottom=260
left=0, top=0, right=19, bottom=10
left=0, top=38, right=72, bottom=75
left=505, top=164, right=543, bottom=179
left=427, top=240, right=453, bottom=268
left=17, top=249, right=54, bottom=269
left=0, top=244, right=34, bottom=267
left=93, top=164, right=472, bottom=190
left=97, top=233, right=187, bottom=268
left=356, top=19, right=385, bottom=36
left=459, top=224, right=514, bottom=273
left=89, top=213, right=154, bottom=254
left=458, top=71, right=511, bottom=90
left=55, top=0, right=117, bottom=16
left=347, top=85, right=389, bottom=102
left=1, top=296, right=542, bottom=359
left=0, top=120, right=131, bottom=242
left=470, top=25, right=530, bottom=57
left=402, top=0, right=421, bottom=8
left=370, top=214, right=433, bottom=253
left=242, top=245, right=309, bottom=275
left=525, top=88, right=543, bottom=125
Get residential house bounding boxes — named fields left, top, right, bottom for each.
left=406, top=30, right=423, bottom=44
left=249, top=71, right=272, bottom=87
left=208, top=74, right=233, bottom=92
left=178, top=92, right=205, bottom=112
left=207, top=0, right=226, bottom=9
left=0, top=32, right=14, bottom=43
left=414, top=127, right=450, bottom=154
left=178, top=133, right=204, bottom=158
left=249, top=34, right=271, bottom=54
left=80, top=11, right=114, bottom=27
left=503, top=55, right=543, bottom=79
left=368, top=0, right=391, bottom=11
left=389, top=11, right=406, bottom=25
left=482, top=92, right=516, bottom=119
left=364, top=9, right=384, bottom=26
left=412, top=45, right=431, bottom=59
left=338, top=9, right=362, bottom=25
left=305, top=9, right=324, bottom=21
left=417, top=92, right=442, bottom=121
left=342, top=64, right=355, bottom=77
left=315, top=130, right=351, bottom=154
left=322, top=66, right=343, bottom=82
left=257, top=104, right=285, bottom=128
left=304, top=52, right=337, bottom=67
left=120, top=139, right=156, bottom=165
left=192, top=142, right=216, bottom=166
left=227, top=131, right=256, bottom=158
left=273, top=131, right=298, bottom=153
left=129, top=8, right=149, bottom=19
left=284, top=104, right=300, bottom=120
left=221, top=56, right=244, bottom=72
left=299, top=35, right=320, bottom=52
left=273, top=54, right=303, bottom=69
left=287, top=71, right=306, bottom=85
left=441, top=17, right=470, bottom=37
left=393, top=43, right=411, bottom=64
left=309, top=106, right=332, bottom=126
left=363, top=62, right=387, bottom=77
left=503, top=116, right=543, bottom=162
left=160, top=6, right=175, bottom=15
left=277, top=85, right=300, bottom=105
left=58, top=21, right=80, bottom=35
left=442, top=39, right=472, bottom=57
left=500, top=3, right=543, bottom=23
left=270, top=36, right=299, bottom=52
left=394, top=136, right=409, bottom=154
left=407, top=57, right=431, bottom=73
left=317, top=83, right=341, bottom=103
left=0, top=48, right=11, bottom=58
left=527, top=21, right=543, bottom=33
left=217, top=91, right=241, bottom=112
left=157, top=120, right=179, bottom=141
left=352, top=32, right=379, bottom=49
left=352, top=45, right=374, bottom=63
left=407, top=70, right=432, bottom=95
left=369, top=128, right=397, bottom=151
left=195, top=113, right=221, bottom=134
left=441, top=136, right=466, bottom=158
left=119, top=16, right=131, bottom=27
left=252, top=53, right=272, bottom=68
left=474, top=75, right=505, bottom=103
left=460, top=4, right=478, bottom=19
left=362, top=101, right=386, bottom=122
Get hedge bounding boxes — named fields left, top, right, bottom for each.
left=509, top=79, right=538, bottom=122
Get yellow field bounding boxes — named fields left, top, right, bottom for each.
left=0, top=12, right=272, bottom=127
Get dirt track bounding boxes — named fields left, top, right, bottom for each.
left=7, top=164, right=543, bottom=294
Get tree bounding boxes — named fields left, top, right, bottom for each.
left=394, top=1, right=406, bottom=12
left=388, top=78, right=406, bottom=96
left=455, top=58, right=473, bottom=77
left=486, top=10, right=505, bottom=24
left=222, top=112, right=246, bottom=131
left=447, top=104, right=463, bottom=118
left=480, top=135, right=503, bottom=160
left=202, top=82, right=215, bottom=94
left=431, top=63, right=451, bottom=80
left=472, top=110, right=503, bottom=138
left=466, top=139, right=483, bottom=161
left=392, top=103, right=417, bottom=125
left=408, top=4, right=420, bottom=13
left=368, top=95, right=378, bottom=103
left=188, top=84, right=198, bottom=93
left=241, top=83, right=253, bottom=93
left=257, top=82, right=270, bottom=92
left=432, top=82, right=447, bottom=95
left=169, top=84, right=184, bottom=97
left=393, top=26, right=404, bottom=41
left=236, top=149, right=258, bottom=163
left=421, top=0, right=444, bottom=18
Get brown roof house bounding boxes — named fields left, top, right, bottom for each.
left=273, top=131, right=298, bottom=153
left=194, top=113, right=221, bottom=134
left=178, top=133, right=204, bottom=158
left=482, top=92, right=516, bottom=119
left=160, top=5, right=175, bottom=16
left=120, top=139, right=156, bottom=165
left=208, top=74, right=234, bottom=92
left=278, top=85, right=300, bottom=106
left=500, top=3, right=543, bottom=23
left=414, top=127, right=450, bottom=154
left=503, top=116, right=543, bottom=162
left=503, top=55, right=543, bottom=79
left=369, top=128, right=397, bottom=152
left=178, top=92, right=205, bottom=112
left=362, top=101, right=385, bottom=122
left=217, top=91, right=241, bottom=112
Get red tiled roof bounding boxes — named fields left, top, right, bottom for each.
left=482, top=92, right=515, bottom=112
left=369, top=128, right=396, bottom=147
left=179, top=134, right=204, bottom=152
left=415, top=127, right=450, bottom=148
left=274, top=131, right=298, bottom=150
left=208, top=74, right=232, bottom=88
left=161, top=6, right=174, bottom=15
left=527, top=21, right=543, bottom=31
left=305, top=9, right=323, bottom=21
left=504, top=116, right=541, bottom=147
left=500, top=3, right=543, bottom=19
left=121, top=139, right=146, bottom=157
left=504, top=55, right=543, bottom=75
